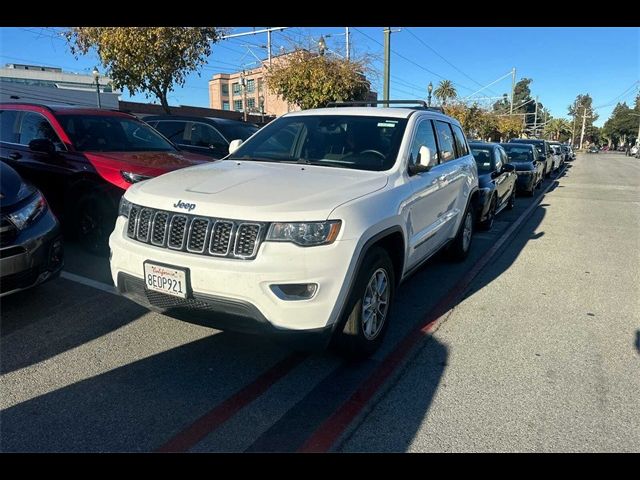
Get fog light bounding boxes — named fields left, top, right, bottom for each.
left=270, top=283, right=318, bottom=301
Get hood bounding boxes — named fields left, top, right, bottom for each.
left=0, top=161, right=35, bottom=210
left=84, top=150, right=211, bottom=190
left=126, top=160, right=389, bottom=221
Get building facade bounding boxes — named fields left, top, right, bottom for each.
left=209, top=53, right=377, bottom=117
left=0, top=63, right=120, bottom=109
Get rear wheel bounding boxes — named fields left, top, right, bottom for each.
left=479, top=196, right=496, bottom=231
left=332, top=247, right=395, bottom=358
left=448, top=204, right=474, bottom=262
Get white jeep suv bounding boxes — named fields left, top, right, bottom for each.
left=110, top=103, right=479, bottom=356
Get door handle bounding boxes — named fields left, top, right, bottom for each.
left=438, top=175, right=447, bottom=182
left=9, top=152, right=22, bottom=160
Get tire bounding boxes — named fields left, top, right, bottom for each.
left=507, top=189, right=516, bottom=210
left=332, top=247, right=395, bottom=358
left=448, top=204, right=474, bottom=262
left=478, top=196, right=496, bottom=231
left=75, top=192, right=117, bottom=256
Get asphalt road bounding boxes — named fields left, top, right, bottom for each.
left=1, top=152, right=638, bottom=452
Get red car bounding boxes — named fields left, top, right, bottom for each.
left=0, top=103, right=211, bottom=253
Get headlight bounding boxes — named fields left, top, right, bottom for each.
left=266, top=220, right=341, bottom=247
left=7, top=192, right=47, bottom=230
left=121, top=171, right=152, bottom=184
left=118, top=196, right=133, bottom=218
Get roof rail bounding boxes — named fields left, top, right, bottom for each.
left=326, top=100, right=445, bottom=113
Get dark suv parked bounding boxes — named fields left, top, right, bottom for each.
left=144, top=115, right=259, bottom=159
left=1, top=161, right=63, bottom=297
left=508, top=138, right=554, bottom=178
left=0, top=104, right=210, bottom=253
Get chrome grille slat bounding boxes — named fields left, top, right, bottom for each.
left=151, top=212, right=169, bottom=246
left=125, top=204, right=263, bottom=260
left=187, top=218, right=210, bottom=253
left=168, top=215, right=188, bottom=250
left=137, top=208, right=153, bottom=242
left=209, top=221, right=234, bottom=256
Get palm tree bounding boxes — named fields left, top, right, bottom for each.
left=434, top=80, right=457, bottom=106
left=544, top=118, right=571, bottom=141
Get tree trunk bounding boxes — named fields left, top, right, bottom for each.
left=159, top=94, right=171, bottom=115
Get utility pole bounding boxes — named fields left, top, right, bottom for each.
left=241, top=70, right=248, bottom=122
left=510, top=67, right=516, bottom=115
left=383, top=27, right=391, bottom=105
left=533, top=95, right=539, bottom=137
left=267, top=29, right=272, bottom=65
left=345, top=27, right=350, bottom=61
left=382, top=27, right=400, bottom=105
left=579, top=107, right=588, bottom=150
left=571, top=100, right=577, bottom=147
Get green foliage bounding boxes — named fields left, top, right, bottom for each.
left=433, top=80, right=457, bottom=106
left=264, top=50, right=371, bottom=110
left=444, top=102, right=522, bottom=141
left=544, top=118, right=572, bottom=141
left=65, top=27, right=223, bottom=113
left=602, top=100, right=639, bottom=146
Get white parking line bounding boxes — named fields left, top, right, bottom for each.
left=60, top=271, right=119, bottom=296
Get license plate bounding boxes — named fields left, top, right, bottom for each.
left=144, top=262, right=188, bottom=298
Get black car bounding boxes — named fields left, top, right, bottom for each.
left=1, top=161, right=63, bottom=297
left=508, top=138, right=554, bottom=178
left=469, top=142, right=518, bottom=230
left=500, top=142, right=544, bottom=196
left=560, top=144, right=572, bottom=162
left=144, top=115, right=260, bottom=159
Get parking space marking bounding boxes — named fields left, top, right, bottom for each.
left=156, top=353, right=308, bottom=453
left=298, top=165, right=567, bottom=453
left=60, top=271, right=118, bottom=296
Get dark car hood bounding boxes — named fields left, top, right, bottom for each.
left=0, top=161, right=35, bottom=209
left=477, top=172, right=495, bottom=189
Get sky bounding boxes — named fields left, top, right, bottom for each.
left=0, top=26, right=638, bottom=127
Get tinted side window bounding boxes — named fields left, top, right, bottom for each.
left=190, top=123, right=226, bottom=148
left=499, top=147, right=509, bottom=164
left=0, top=110, right=19, bottom=143
left=409, top=119, right=438, bottom=167
left=434, top=121, right=456, bottom=163
left=452, top=124, right=469, bottom=157
left=493, top=148, right=503, bottom=171
left=154, top=121, right=187, bottom=144
left=19, top=112, right=64, bottom=150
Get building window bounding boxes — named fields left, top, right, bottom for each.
left=246, top=79, right=255, bottom=93
left=233, top=100, right=243, bottom=111
left=246, top=98, right=256, bottom=111
left=232, top=82, right=241, bottom=96
left=257, top=78, right=263, bottom=93
left=222, top=101, right=230, bottom=111
left=221, top=84, right=229, bottom=96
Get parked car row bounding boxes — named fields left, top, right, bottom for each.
left=1, top=100, right=569, bottom=357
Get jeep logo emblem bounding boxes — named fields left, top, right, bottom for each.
left=173, top=200, right=196, bottom=212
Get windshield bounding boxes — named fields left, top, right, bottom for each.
left=470, top=147, right=493, bottom=173
left=58, top=115, right=177, bottom=152
left=228, top=115, right=408, bottom=171
left=501, top=145, right=533, bottom=163
left=214, top=122, right=259, bottom=142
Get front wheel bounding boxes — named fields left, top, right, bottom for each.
left=75, top=192, right=117, bottom=256
left=479, top=196, right=496, bottom=231
left=332, top=247, right=395, bottom=358
left=507, top=189, right=516, bottom=210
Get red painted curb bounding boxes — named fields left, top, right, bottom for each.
left=156, top=353, right=306, bottom=452
left=298, top=167, right=564, bottom=453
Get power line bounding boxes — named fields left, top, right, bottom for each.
left=593, top=81, right=639, bottom=110
left=404, top=27, right=500, bottom=96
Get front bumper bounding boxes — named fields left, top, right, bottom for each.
left=0, top=210, right=64, bottom=297
left=109, top=217, right=357, bottom=336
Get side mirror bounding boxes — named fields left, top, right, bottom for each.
left=502, top=163, right=516, bottom=173
left=228, top=139, right=243, bottom=155
left=409, top=145, right=434, bottom=175
left=28, top=138, right=56, bottom=155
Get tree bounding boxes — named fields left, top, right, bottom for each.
left=433, top=80, right=457, bottom=106
left=567, top=93, right=599, bottom=145
left=602, top=101, right=639, bottom=147
left=264, top=49, right=371, bottom=110
left=496, top=115, right=524, bottom=141
left=65, top=27, right=223, bottom=113
left=544, top=118, right=572, bottom=141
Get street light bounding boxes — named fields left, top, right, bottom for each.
left=427, top=81, right=433, bottom=107
left=92, top=67, right=102, bottom=108
left=318, top=35, right=326, bottom=56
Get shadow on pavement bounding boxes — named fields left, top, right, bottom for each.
left=635, top=330, right=640, bottom=355
left=0, top=330, right=291, bottom=452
